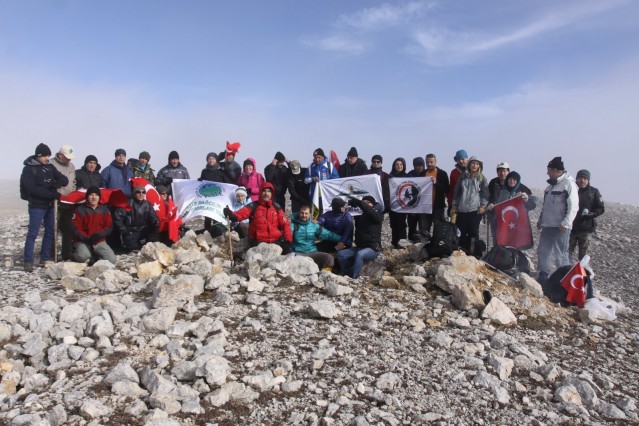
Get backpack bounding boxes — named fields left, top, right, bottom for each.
left=482, top=245, right=531, bottom=276
left=541, top=265, right=592, bottom=306
left=19, top=167, right=38, bottom=201
left=425, top=221, right=460, bottom=258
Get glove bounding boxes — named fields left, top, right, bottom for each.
left=348, top=197, right=362, bottom=208
left=312, top=177, right=320, bottom=183
left=521, top=193, right=529, bottom=201
left=223, top=207, right=238, bottom=222
left=89, top=235, right=100, bottom=244
left=281, top=241, right=292, bottom=255
left=486, top=203, right=494, bottom=211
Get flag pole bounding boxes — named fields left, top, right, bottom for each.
left=486, top=215, right=490, bottom=251
left=226, top=216, right=234, bottom=267
left=53, top=199, right=58, bottom=263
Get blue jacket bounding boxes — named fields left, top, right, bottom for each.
left=317, top=210, right=354, bottom=247
left=304, top=159, right=339, bottom=200
left=290, top=213, right=340, bottom=253
left=21, top=156, right=69, bottom=209
left=102, top=160, right=134, bottom=198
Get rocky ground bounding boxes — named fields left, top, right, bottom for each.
left=1, top=193, right=638, bottom=426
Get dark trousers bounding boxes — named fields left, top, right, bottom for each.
left=54, top=203, right=75, bottom=260
left=457, top=211, right=482, bottom=252
left=122, top=227, right=159, bottom=252
left=389, top=211, right=407, bottom=246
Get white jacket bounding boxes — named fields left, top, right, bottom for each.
left=539, top=172, right=579, bottom=229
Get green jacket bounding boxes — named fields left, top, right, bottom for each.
left=290, top=213, right=340, bottom=253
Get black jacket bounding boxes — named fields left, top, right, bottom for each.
left=264, top=163, right=289, bottom=198
left=75, top=164, right=105, bottom=189
left=21, top=156, right=68, bottom=209
left=113, top=199, right=159, bottom=233
left=286, top=168, right=310, bottom=212
left=338, top=158, right=368, bottom=177
left=431, top=167, right=450, bottom=210
left=572, top=185, right=604, bottom=233
left=199, top=165, right=230, bottom=183
left=368, top=168, right=390, bottom=213
left=354, top=201, right=384, bottom=250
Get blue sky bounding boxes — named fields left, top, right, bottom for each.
left=2, top=0, right=638, bottom=204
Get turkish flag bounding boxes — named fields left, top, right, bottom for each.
left=494, top=196, right=533, bottom=249
left=130, top=177, right=162, bottom=215
left=60, top=188, right=129, bottom=209
left=160, top=197, right=183, bottom=242
left=561, top=262, right=587, bottom=308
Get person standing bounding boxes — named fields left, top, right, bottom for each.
left=237, top=158, right=265, bottom=203
left=536, top=157, right=579, bottom=283
left=102, top=149, right=134, bottom=198
left=71, top=187, right=116, bottom=264
left=75, top=155, right=104, bottom=189
left=447, top=149, right=468, bottom=217
left=21, top=143, right=69, bottom=271
left=338, top=147, right=368, bottom=177
left=368, top=155, right=390, bottom=212
left=155, top=151, right=190, bottom=196
left=569, top=169, right=604, bottom=261
left=486, top=161, right=510, bottom=244
left=407, top=157, right=426, bottom=240
left=128, top=151, right=155, bottom=183
left=264, top=151, right=289, bottom=208
left=422, top=154, right=450, bottom=236
left=388, top=157, right=408, bottom=247
left=199, top=152, right=231, bottom=236
left=304, top=148, right=339, bottom=207
left=50, top=145, right=77, bottom=261
left=219, top=142, right=242, bottom=183
left=286, top=160, right=310, bottom=214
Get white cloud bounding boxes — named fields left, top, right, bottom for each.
left=338, top=1, right=434, bottom=31
left=301, top=35, right=367, bottom=53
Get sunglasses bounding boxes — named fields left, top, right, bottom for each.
left=159, top=192, right=168, bottom=195
left=135, top=190, right=146, bottom=194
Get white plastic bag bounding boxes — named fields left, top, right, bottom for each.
left=584, top=298, right=617, bottom=321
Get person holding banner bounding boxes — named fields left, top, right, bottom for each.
left=407, top=157, right=426, bottom=240
left=200, top=152, right=232, bottom=236
left=231, top=186, right=251, bottom=238
left=336, top=195, right=384, bottom=279
left=304, top=148, right=339, bottom=211
left=423, top=154, right=450, bottom=237
left=223, top=182, right=293, bottom=253
left=368, top=154, right=390, bottom=212
left=388, top=157, right=408, bottom=247
left=71, top=187, right=116, bottom=264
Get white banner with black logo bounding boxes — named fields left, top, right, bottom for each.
left=318, top=174, right=383, bottom=216
left=172, top=179, right=238, bottom=223
left=389, top=177, right=433, bottom=214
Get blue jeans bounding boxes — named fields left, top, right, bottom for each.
left=336, top=247, right=379, bottom=278
left=537, top=227, right=570, bottom=275
left=24, top=206, right=55, bottom=263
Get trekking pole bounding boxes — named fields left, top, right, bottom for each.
left=226, top=216, right=234, bottom=267
left=486, top=215, right=490, bottom=251
left=53, top=199, right=58, bottom=263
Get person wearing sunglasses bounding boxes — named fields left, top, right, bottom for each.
left=113, top=185, right=160, bottom=252
left=367, top=154, right=390, bottom=214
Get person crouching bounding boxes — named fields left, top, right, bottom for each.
left=113, top=185, right=160, bottom=252
left=71, top=187, right=116, bottom=264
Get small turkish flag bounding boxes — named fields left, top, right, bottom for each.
left=561, top=262, right=587, bottom=308
left=494, top=196, right=533, bottom=249
left=60, top=188, right=129, bottom=210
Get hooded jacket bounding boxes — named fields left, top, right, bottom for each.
left=390, top=158, right=408, bottom=178
left=290, top=213, right=340, bottom=253
left=495, top=176, right=535, bottom=211
left=353, top=200, right=384, bottom=250
left=199, top=163, right=230, bottom=184
left=264, top=161, right=289, bottom=200
left=21, top=156, right=69, bottom=209
left=233, top=182, right=292, bottom=244
left=538, top=172, right=579, bottom=229
left=237, top=158, right=265, bottom=202
left=317, top=209, right=354, bottom=247
left=75, top=163, right=104, bottom=189
left=102, top=159, right=134, bottom=198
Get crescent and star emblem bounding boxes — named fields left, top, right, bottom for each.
left=570, top=275, right=585, bottom=292
left=501, top=205, right=519, bottom=229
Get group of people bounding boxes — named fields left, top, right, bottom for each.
left=21, top=142, right=604, bottom=283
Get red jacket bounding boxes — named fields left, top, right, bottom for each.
left=72, top=203, right=113, bottom=244
left=234, top=186, right=292, bottom=243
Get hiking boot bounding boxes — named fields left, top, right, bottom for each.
left=24, top=261, right=34, bottom=272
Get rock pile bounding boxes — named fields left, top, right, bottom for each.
left=0, top=198, right=638, bottom=425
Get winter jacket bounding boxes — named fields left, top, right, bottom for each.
left=264, top=163, right=289, bottom=200
left=488, top=177, right=506, bottom=204
left=389, top=158, right=408, bottom=178
left=231, top=197, right=251, bottom=224
left=290, top=213, right=340, bottom=253
left=199, top=164, right=230, bottom=183
left=538, top=172, right=579, bottom=229
left=571, top=185, right=604, bottom=233
left=287, top=168, right=310, bottom=212
left=368, top=167, right=390, bottom=212
left=75, top=164, right=104, bottom=189
left=72, top=203, right=113, bottom=244
left=21, top=156, right=69, bottom=209
left=353, top=200, right=384, bottom=250
left=317, top=210, right=354, bottom=247
left=128, top=159, right=156, bottom=183
left=233, top=182, right=292, bottom=244
left=237, top=158, right=265, bottom=202
left=113, top=199, right=159, bottom=233
left=304, top=159, right=339, bottom=200
left=453, top=170, right=489, bottom=213
left=50, top=156, right=76, bottom=196
left=156, top=163, right=190, bottom=188
left=495, top=182, right=536, bottom=210
left=220, top=159, right=242, bottom=183
left=102, top=160, right=134, bottom=198
left=338, top=158, right=368, bottom=177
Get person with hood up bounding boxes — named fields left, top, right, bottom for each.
left=316, top=197, right=354, bottom=253
left=447, top=149, right=468, bottom=217
left=407, top=156, right=426, bottom=240
left=237, top=158, right=265, bottom=203
left=493, top=171, right=535, bottom=209
left=451, top=156, right=489, bottom=256
left=388, top=157, right=408, bottom=247
left=569, top=169, right=604, bottom=262
left=338, top=147, right=368, bottom=177
left=223, top=182, right=293, bottom=253
left=76, top=155, right=104, bottom=189
left=304, top=148, right=339, bottom=206
left=155, top=151, right=190, bottom=196
left=128, top=151, right=155, bottom=183
left=290, top=204, right=341, bottom=271
left=536, top=156, right=579, bottom=283
left=264, top=151, right=289, bottom=208
left=102, top=149, right=134, bottom=198
left=21, top=143, right=69, bottom=271
left=71, top=187, right=116, bottom=264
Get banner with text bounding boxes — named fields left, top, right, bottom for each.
left=172, top=179, right=238, bottom=224
left=319, top=174, right=383, bottom=216
left=389, top=177, right=433, bottom=214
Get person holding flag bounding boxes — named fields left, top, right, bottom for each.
left=71, top=187, right=116, bottom=264
left=113, top=184, right=160, bottom=252
left=492, top=171, right=536, bottom=249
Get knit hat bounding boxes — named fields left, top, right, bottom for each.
left=454, top=149, right=468, bottom=162
left=274, top=151, right=286, bottom=162
left=58, top=144, right=76, bottom=160
left=168, top=151, right=180, bottom=161
left=547, top=156, right=564, bottom=170
left=313, top=148, right=325, bottom=159
left=35, top=143, right=52, bottom=157
left=206, top=152, right=218, bottom=161
left=496, top=161, right=510, bottom=170
left=289, top=160, right=301, bottom=175
left=139, top=151, right=151, bottom=161
left=413, top=157, right=425, bottom=168
left=85, top=186, right=101, bottom=200
left=362, top=195, right=376, bottom=204
left=114, top=148, right=126, bottom=157
left=347, top=147, right=358, bottom=157
left=243, top=159, right=254, bottom=168
left=155, top=185, right=169, bottom=194
left=331, top=197, right=346, bottom=210
left=371, top=154, right=383, bottom=164
left=84, top=155, right=98, bottom=165
left=576, top=169, right=591, bottom=180
left=235, top=186, right=248, bottom=197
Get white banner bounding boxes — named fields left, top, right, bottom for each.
left=319, top=174, right=383, bottom=216
left=172, top=179, right=238, bottom=223
left=389, top=177, right=433, bottom=214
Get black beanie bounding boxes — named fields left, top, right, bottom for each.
left=331, top=197, right=346, bottom=210
left=372, top=154, right=383, bottom=163
left=547, top=156, right=564, bottom=170
left=84, top=155, right=98, bottom=165
left=243, top=159, right=254, bottom=168
left=114, top=148, right=126, bottom=157
left=362, top=195, right=376, bottom=204
left=313, top=148, right=325, bottom=159
left=274, top=151, right=286, bottom=162
left=168, top=150, right=180, bottom=161
left=347, top=147, right=358, bottom=157
left=85, top=186, right=101, bottom=200
left=35, top=143, right=52, bottom=157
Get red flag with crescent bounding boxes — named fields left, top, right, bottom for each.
left=560, top=262, right=587, bottom=308
left=130, top=177, right=183, bottom=242
left=60, top=188, right=129, bottom=210
left=494, top=196, right=533, bottom=249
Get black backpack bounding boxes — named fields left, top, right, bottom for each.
left=483, top=245, right=531, bottom=276
left=426, top=221, right=460, bottom=258
left=541, top=265, right=592, bottom=306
